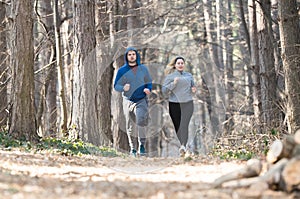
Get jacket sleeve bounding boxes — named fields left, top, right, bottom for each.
left=190, top=73, right=195, bottom=87
left=162, top=75, right=176, bottom=96
left=144, top=67, right=153, bottom=91
left=114, top=69, right=124, bottom=92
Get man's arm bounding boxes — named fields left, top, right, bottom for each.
left=114, top=69, right=125, bottom=92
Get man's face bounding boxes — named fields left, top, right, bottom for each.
left=127, top=50, right=137, bottom=63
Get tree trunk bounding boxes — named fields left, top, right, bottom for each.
left=248, top=0, right=262, bottom=133
left=110, top=0, right=130, bottom=152
left=224, top=0, right=234, bottom=133
left=72, top=0, right=100, bottom=145
left=216, top=0, right=225, bottom=70
left=0, top=2, right=7, bottom=127
left=8, top=0, right=38, bottom=141
left=257, top=0, right=280, bottom=130
left=112, top=58, right=130, bottom=152
left=60, top=1, right=73, bottom=129
left=271, top=0, right=283, bottom=90
left=237, top=0, right=251, bottom=109
left=44, top=1, right=57, bottom=138
left=278, top=0, right=300, bottom=133
left=95, top=1, right=114, bottom=145
left=127, top=0, right=140, bottom=45
left=53, top=0, right=68, bottom=136
left=34, top=0, right=57, bottom=137
left=203, top=0, right=225, bottom=136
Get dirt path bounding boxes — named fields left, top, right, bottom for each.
left=0, top=150, right=291, bottom=199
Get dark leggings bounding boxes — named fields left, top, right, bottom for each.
left=169, top=101, right=194, bottom=146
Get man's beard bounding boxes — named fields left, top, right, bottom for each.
left=128, top=60, right=136, bottom=64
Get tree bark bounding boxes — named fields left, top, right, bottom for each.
left=224, top=0, right=234, bottom=133
left=0, top=2, right=7, bottom=127
left=203, top=0, right=225, bottom=136
left=278, top=0, right=300, bottom=133
left=127, top=0, right=140, bottom=45
left=8, top=0, right=38, bottom=141
left=34, top=0, right=57, bottom=137
left=43, top=1, right=57, bottom=138
left=248, top=0, right=262, bottom=133
left=72, top=0, right=100, bottom=145
left=237, top=0, right=251, bottom=111
left=216, top=0, right=225, bottom=70
left=53, top=0, right=68, bottom=136
left=110, top=0, right=131, bottom=151
left=95, top=1, right=114, bottom=145
left=257, top=0, right=280, bottom=130
left=112, top=58, right=130, bottom=152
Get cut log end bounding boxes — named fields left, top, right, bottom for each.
left=294, top=129, right=300, bottom=144
left=267, top=136, right=297, bottom=164
left=217, top=131, right=300, bottom=193
left=267, top=139, right=283, bottom=164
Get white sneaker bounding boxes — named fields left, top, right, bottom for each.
left=179, top=145, right=186, bottom=157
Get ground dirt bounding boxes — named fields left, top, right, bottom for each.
left=0, top=149, right=295, bottom=199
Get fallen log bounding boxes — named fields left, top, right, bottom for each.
left=292, top=144, right=300, bottom=157
left=215, top=130, right=300, bottom=193
left=266, top=139, right=283, bottom=164
left=280, top=156, right=300, bottom=192
left=212, top=159, right=262, bottom=188
left=294, top=129, right=300, bottom=144
left=222, top=158, right=289, bottom=188
left=266, top=136, right=296, bottom=164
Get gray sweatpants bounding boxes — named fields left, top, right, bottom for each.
left=123, top=98, right=149, bottom=150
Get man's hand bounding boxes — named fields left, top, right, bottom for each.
left=123, top=83, right=130, bottom=91
left=143, top=88, right=151, bottom=95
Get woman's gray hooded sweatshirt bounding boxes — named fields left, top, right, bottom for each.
left=162, top=70, right=195, bottom=103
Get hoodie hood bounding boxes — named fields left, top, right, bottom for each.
left=124, top=47, right=141, bottom=66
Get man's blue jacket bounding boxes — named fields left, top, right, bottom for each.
left=114, top=47, right=152, bottom=102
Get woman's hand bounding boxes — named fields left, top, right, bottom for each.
left=191, top=86, right=196, bottom=93
left=174, top=77, right=179, bottom=84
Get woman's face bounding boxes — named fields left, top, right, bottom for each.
left=175, top=59, right=185, bottom=72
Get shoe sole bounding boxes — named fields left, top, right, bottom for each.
left=138, top=153, right=147, bottom=157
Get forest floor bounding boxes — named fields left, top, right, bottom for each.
left=0, top=149, right=295, bottom=199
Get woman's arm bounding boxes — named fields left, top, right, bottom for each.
left=162, top=75, right=176, bottom=95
